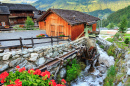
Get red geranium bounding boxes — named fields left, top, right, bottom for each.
left=33, top=69, right=41, bottom=75
left=19, top=67, right=26, bottom=72
left=28, top=68, right=35, bottom=74
left=16, top=65, right=20, bottom=69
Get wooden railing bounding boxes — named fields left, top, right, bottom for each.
left=0, top=36, right=71, bottom=51
left=10, top=13, right=34, bottom=17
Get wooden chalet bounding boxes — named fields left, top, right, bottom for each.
left=37, top=9, right=100, bottom=40
left=0, top=6, right=10, bottom=26
left=0, top=3, right=37, bottom=25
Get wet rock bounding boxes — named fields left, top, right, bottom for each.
left=28, top=49, right=33, bottom=53
left=19, top=60, right=28, bottom=68
left=127, top=69, right=130, bottom=75
left=0, top=62, right=9, bottom=72
left=12, top=55, right=20, bottom=59
left=97, top=66, right=107, bottom=74
left=25, top=62, right=36, bottom=70
left=0, top=49, right=4, bottom=53
left=117, top=82, right=122, bottom=86
left=29, top=53, right=38, bottom=61
left=99, top=82, right=103, bottom=85
left=0, top=53, right=4, bottom=57
left=3, top=52, right=12, bottom=60
left=36, top=57, right=46, bottom=66
left=23, top=54, right=30, bottom=58
left=52, top=51, right=59, bottom=57
left=11, top=51, right=16, bottom=56
left=21, top=51, right=28, bottom=55
left=59, top=68, right=66, bottom=78
left=9, top=58, right=25, bottom=67
left=127, top=61, right=130, bottom=69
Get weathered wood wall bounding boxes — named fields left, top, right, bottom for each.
left=39, top=13, right=86, bottom=40
left=0, top=15, right=10, bottom=25
left=71, top=24, right=84, bottom=40
left=92, top=23, right=97, bottom=31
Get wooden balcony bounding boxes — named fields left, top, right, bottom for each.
left=10, top=13, right=34, bottom=17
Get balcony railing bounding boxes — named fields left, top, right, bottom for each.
left=10, top=13, right=34, bottom=17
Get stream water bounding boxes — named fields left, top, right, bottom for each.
left=71, top=44, right=115, bottom=86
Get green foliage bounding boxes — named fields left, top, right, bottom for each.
left=25, top=16, right=34, bottom=29
left=106, top=5, right=130, bottom=28
left=107, top=45, right=116, bottom=57
left=107, top=23, right=114, bottom=29
left=124, top=38, right=130, bottom=44
left=114, top=32, right=120, bottom=39
left=118, top=17, right=128, bottom=33
left=104, top=65, right=116, bottom=86
left=4, top=71, right=50, bottom=86
left=100, top=45, right=104, bottom=49
left=66, top=59, right=85, bottom=82
left=107, top=38, right=114, bottom=42
left=33, top=0, right=130, bottom=19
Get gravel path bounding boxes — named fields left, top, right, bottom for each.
left=0, top=30, right=68, bottom=49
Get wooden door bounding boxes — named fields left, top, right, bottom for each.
left=51, top=25, right=55, bottom=36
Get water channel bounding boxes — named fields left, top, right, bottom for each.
left=71, top=44, right=115, bottom=86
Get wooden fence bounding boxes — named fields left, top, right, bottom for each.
left=0, top=36, right=71, bottom=51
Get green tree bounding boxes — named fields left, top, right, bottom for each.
left=25, top=16, right=34, bottom=29
left=118, top=17, right=128, bottom=33
left=107, top=23, right=114, bottom=29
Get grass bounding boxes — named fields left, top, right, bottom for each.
left=124, top=33, right=130, bottom=36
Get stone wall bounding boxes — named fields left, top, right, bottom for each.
left=0, top=37, right=88, bottom=75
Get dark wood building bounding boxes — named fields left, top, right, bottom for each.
left=0, top=6, right=10, bottom=26
left=38, top=9, right=100, bottom=40
left=0, top=3, right=37, bottom=25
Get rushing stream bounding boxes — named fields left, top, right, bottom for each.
left=71, top=44, right=115, bottom=86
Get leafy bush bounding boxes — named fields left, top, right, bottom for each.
left=100, top=45, right=104, bottom=49
left=66, top=59, right=85, bottom=82
left=107, top=45, right=116, bottom=57
left=0, top=66, right=66, bottom=86
left=25, top=16, right=34, bottom=29
left=124, top=38, right=129, bottom=44
left=107, top=38, right=114, bottom=42
left=104, top=65, right=116, bottom=86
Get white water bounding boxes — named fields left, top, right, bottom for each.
left=71, top=44, right=115, bottom=86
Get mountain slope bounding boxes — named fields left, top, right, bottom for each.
left=33, top=0, right=130, bottom=13
left=107, top=5, right=130, bottom=27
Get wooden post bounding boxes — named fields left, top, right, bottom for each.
left=51, top=36, right=53, bottom=46
left=31, top=37, right=34, bottom=48
left=129, top=41, right=130, bottom=48
left=19, top=37, right=23, bottom=50
left=57, top=36, right=59, bottom=44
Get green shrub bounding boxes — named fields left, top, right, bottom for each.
left=124, top=38, right=129, bottom=44
left=104, top=65, right=116, bottom=86
left=107, top=38, right=114, bottom=42
left=66, top=59, right=85, bottom=82
left=100, top=45, right=104, bottom=49
left=107, top=45, right=116, bottom=57
left=25, top=16, right=34, bottom=29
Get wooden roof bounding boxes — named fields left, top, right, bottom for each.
left=0, top=6, right=10, bottom=14
left=38, top=9, right=100, bottom=25
left=0, top=3, right=37, bottom=11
